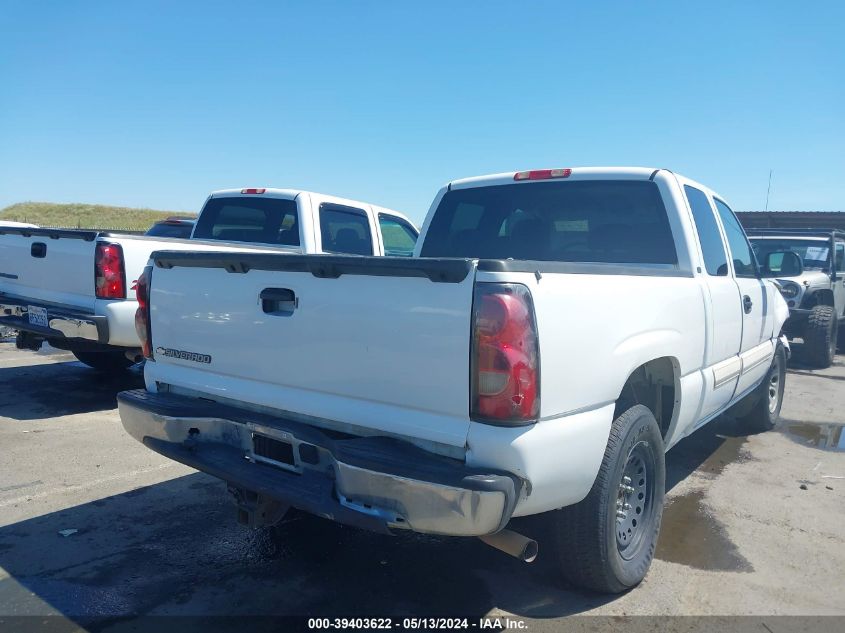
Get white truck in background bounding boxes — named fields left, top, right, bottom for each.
left=0, top=221, right=39, bottom=229
left=0, top=189, right=417, bottom=370
left=119, top=167, right=789, bottom=593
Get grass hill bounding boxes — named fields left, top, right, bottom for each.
left=0, top=202, right=196, bottom=232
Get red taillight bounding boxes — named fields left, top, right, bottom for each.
left=514, top=168, right=572, bottom=181
left=471, top=283, right=539, bottom=424
left=95, top=242, right=126, bottom=299
left=240, top=188, right=266, bottom=194
left=135, top=266, right=153, bottom=359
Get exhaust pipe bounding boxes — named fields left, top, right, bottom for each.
left=125, top=350, right=144, bottom=364
left=479, top=529, right=538, bottom=563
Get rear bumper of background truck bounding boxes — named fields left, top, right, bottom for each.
left=117, top=389, right=522, bottom=537
left=0, top=294, right=108, bottom=343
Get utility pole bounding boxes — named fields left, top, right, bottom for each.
left=765, top=169, right=773, bottom=212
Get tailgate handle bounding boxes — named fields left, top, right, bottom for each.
left=31, top=242, right=47, bottom=258
left=260, top=288, right=297, bottom=315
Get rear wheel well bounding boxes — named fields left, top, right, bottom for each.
left=614, top=358, right=678, bottom=441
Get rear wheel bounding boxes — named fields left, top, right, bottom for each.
left=735, top=344, right=786, bottom=433
left=549, top=404, right=665, bottom=593
left=803, top=305, right=837, bottom=368
left=72, top=350, right=134, bottom=372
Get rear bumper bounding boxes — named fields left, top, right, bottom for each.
left=0, top=295, right=108, bottom=343
left=117, top=389, right=521, bottom=537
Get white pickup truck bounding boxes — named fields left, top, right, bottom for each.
left=118, top=168, right=789, bottom=593
left=0, top=189, right=417, bottom=370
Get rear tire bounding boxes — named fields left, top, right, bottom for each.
left=803, top=305, right=837, bottom=368
left=549, top=404, right=665, bottom=593
left=735, top=344, right=786, bottom=433
left=72, top=350, right=134, bottom=372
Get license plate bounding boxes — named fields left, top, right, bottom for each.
left=252, top=433, right=296, bottom=466
left=27, top=305, right=49, bottom=328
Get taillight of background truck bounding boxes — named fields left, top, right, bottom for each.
left=471, top=283, right=539, bottom=424
left=95, top=242, right=126, bottom=299
left=135, top=266, right=153, bottom=359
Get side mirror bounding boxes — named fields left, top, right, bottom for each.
left=762, top=251, right=803, bottom=278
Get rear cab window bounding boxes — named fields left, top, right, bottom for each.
left=420, top=180, right=677, bottom=265
left=144, top=222, right=195, bottom=239
left=193, top=196, right=300, bottom=246
left=378, top=214, right=418, bottom=257
left=319, top=204, right=373, bottom=255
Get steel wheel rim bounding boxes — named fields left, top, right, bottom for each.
left=768, top=364, right=780, bottom=413
left=615, top=441, right=654, bottom=560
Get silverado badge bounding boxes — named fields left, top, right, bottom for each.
left=155, top=347, right=212, bottom=364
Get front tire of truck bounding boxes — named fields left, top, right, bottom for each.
left=735, top=343, right=786, bottom=434
left=803, top=305, right=837, bottom=368
left=550, top=404, right=665, bottom=594
left=72, top=350, right=134, bottom=372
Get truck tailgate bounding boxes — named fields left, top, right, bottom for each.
left=0, top=229, right=97, bottom=309
left=146, top=253, right=477, bottom=448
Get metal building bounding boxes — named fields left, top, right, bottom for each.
left=737, top=211, right=845, bottom=231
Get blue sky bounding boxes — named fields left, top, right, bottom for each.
left=1, top=1, right=843, bottom=222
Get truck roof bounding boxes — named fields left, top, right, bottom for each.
left=208, top=188, right=415, bottom=227
left=210, top=187, right=305, bottom=199
left=445, top=167, right=729, bottom=210
left=0, top=220, right=39, bottom=228
left=448, top=167, right=660, bottom=190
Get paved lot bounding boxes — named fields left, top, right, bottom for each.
left=0, top=339, right=844, bottom=626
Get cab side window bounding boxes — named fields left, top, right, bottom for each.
left=714, top=199, right=757, bottom=278
left=836, top=242, right=845, bottom=272
left=319, top=205, right=373, bottom=255
left=685, top=185, right=729, bottom=276
left=378, top=214, right=418, bottom=257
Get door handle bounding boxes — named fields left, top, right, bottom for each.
left=31, top=242, right=47, bottom=258
left=260, top=288, right=297, bottom=314
left=743, top=295, right=753, bottom=314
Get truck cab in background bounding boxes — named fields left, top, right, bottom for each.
left=192, top=189, right=418, bottom=258
left=144, top=217, right=196, bottom=239
left=748, top=229, right=845, bottom=367
left=0, top=189, right=416, bottom=371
